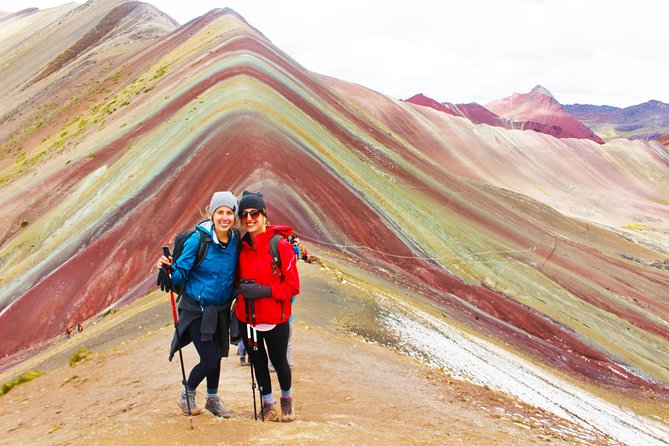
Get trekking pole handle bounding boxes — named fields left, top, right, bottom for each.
left=162, top=246, right=179, bottom=324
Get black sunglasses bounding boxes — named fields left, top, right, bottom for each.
left=241, top=209, right=261, bottom=219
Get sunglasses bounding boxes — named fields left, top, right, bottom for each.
left=241, top=209, right=261, bottom=219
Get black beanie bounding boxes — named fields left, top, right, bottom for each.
left=238, top=190, right=266, bottom=216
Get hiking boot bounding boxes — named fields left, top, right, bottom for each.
left=240, top=357, right=246, bottom=366
left=258, top=402, right=279, bottom=421
left=280, top=397, right=296, bottom=422
left=205, top=396, right=232, bottom=418
left=178, top=390, right=201, bottom=416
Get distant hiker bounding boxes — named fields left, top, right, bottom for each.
left=156, top=191, right=239, bottom=418
left=76, top=324, right=83, bottom=333
left=234, top=190, right=300, bottom=422
left=293, top=242, right=301, bottom=258
left=66, top=328, right=72, bottom=339
left=229, top=305, right=247, bottom=366
left=238, top=342, right=248, bottom=366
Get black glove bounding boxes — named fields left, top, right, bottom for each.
left=237, top=280, right=272, bottom=300
left=157, top=265, right=173, bottom=292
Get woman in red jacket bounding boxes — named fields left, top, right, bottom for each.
left=234, top=190, right=300, bottom=422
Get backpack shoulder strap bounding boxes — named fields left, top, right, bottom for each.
left=232, top=228, right=242, bottom=254
left=192, top=228, right=211, bottom=270
left=270, top=234, right=283, bottom=278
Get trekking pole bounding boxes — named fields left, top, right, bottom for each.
left=249, top=298, right=264, bottom=421
left=245, top=298, right=259, bottom=420
left=163, top=246, right=194, bottom=430
left=247, top=324, right=259, bottom=420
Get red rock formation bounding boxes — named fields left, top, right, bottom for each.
left=485, top=85, right=605, bottom=143
left=404, top=93, right=458, bottom=116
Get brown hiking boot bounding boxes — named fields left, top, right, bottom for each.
left=178, top=390, right=201, bottom=416
left=258, top=402, right=279, bottom=421
left=280, top=397, right=296, bottom=422
left=205, top=396, right=232, bottom=418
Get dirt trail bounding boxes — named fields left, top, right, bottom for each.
left=0, top=262, right=617, bottom=445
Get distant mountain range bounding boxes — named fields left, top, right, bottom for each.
left=406, top=86, right=669, bottom=146
left=564, top=100, right=669, bottom=141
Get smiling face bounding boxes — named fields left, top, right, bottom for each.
left=212, top=206, right=236, bottom=236
left=240, top=208, right=267, bottom=237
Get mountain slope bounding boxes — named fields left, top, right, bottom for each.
left=0, top=4, right=668, bottom=431
left=322, top=74, right=669, bottom=388
left=0, top=1, right=176, bottom=111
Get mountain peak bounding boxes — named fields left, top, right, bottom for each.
left=529, top=85, right=555, bottom=99
left=644, top=99, right=665, bottom=107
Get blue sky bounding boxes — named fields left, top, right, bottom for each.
left=1, top=0, right=666, bottom=107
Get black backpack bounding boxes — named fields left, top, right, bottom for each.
left=172, top=228, right=211, bottom=272
left=168, top=227, right=211, bottom=296
left=269, top=234, right=285, bottom=278
left=169, top=225, right=241, bottom=295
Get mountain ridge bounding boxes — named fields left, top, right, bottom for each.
left=406, top=87, right=669, bottom=146
left=404, top=92, right=592, bottom=141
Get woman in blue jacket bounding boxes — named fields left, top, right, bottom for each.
left=156, top=191, right=239, bottom=418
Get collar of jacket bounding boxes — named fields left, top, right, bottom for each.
left=241, top=224, right=292, bottom=248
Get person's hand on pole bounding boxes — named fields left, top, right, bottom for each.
left=156, top=247, right=173, bottom=292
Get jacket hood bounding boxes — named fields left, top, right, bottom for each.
left=267, top=224, right=292, bottom=238
left=196, top=219, right=214, bottom=236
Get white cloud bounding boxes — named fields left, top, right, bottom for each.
left=1, top=0, right=667, bottom=107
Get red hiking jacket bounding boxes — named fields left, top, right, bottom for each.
left=234, top=225, right=300, bottom=325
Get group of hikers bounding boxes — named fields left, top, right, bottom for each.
left=65, top=323, right=83, bottom=338
left=155, top=190, right=300, bottom=422
left=288, top=235, right=315, bottom=264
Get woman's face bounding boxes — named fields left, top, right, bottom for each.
left=212, top=206, right=236, bottom=233
left=240, top=208, right=266, bottom=235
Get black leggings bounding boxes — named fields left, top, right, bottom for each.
left=241, top=321, right=291, bottom=396
left=186, top=318, right=221, bottom=392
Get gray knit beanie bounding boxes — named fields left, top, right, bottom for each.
left=209, top=191, right=238, bottom=215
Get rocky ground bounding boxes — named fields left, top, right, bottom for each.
left=0, top=260, right=624, bottom=445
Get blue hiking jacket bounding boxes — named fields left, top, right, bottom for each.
left=171, top=220, right=238, bottom=306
